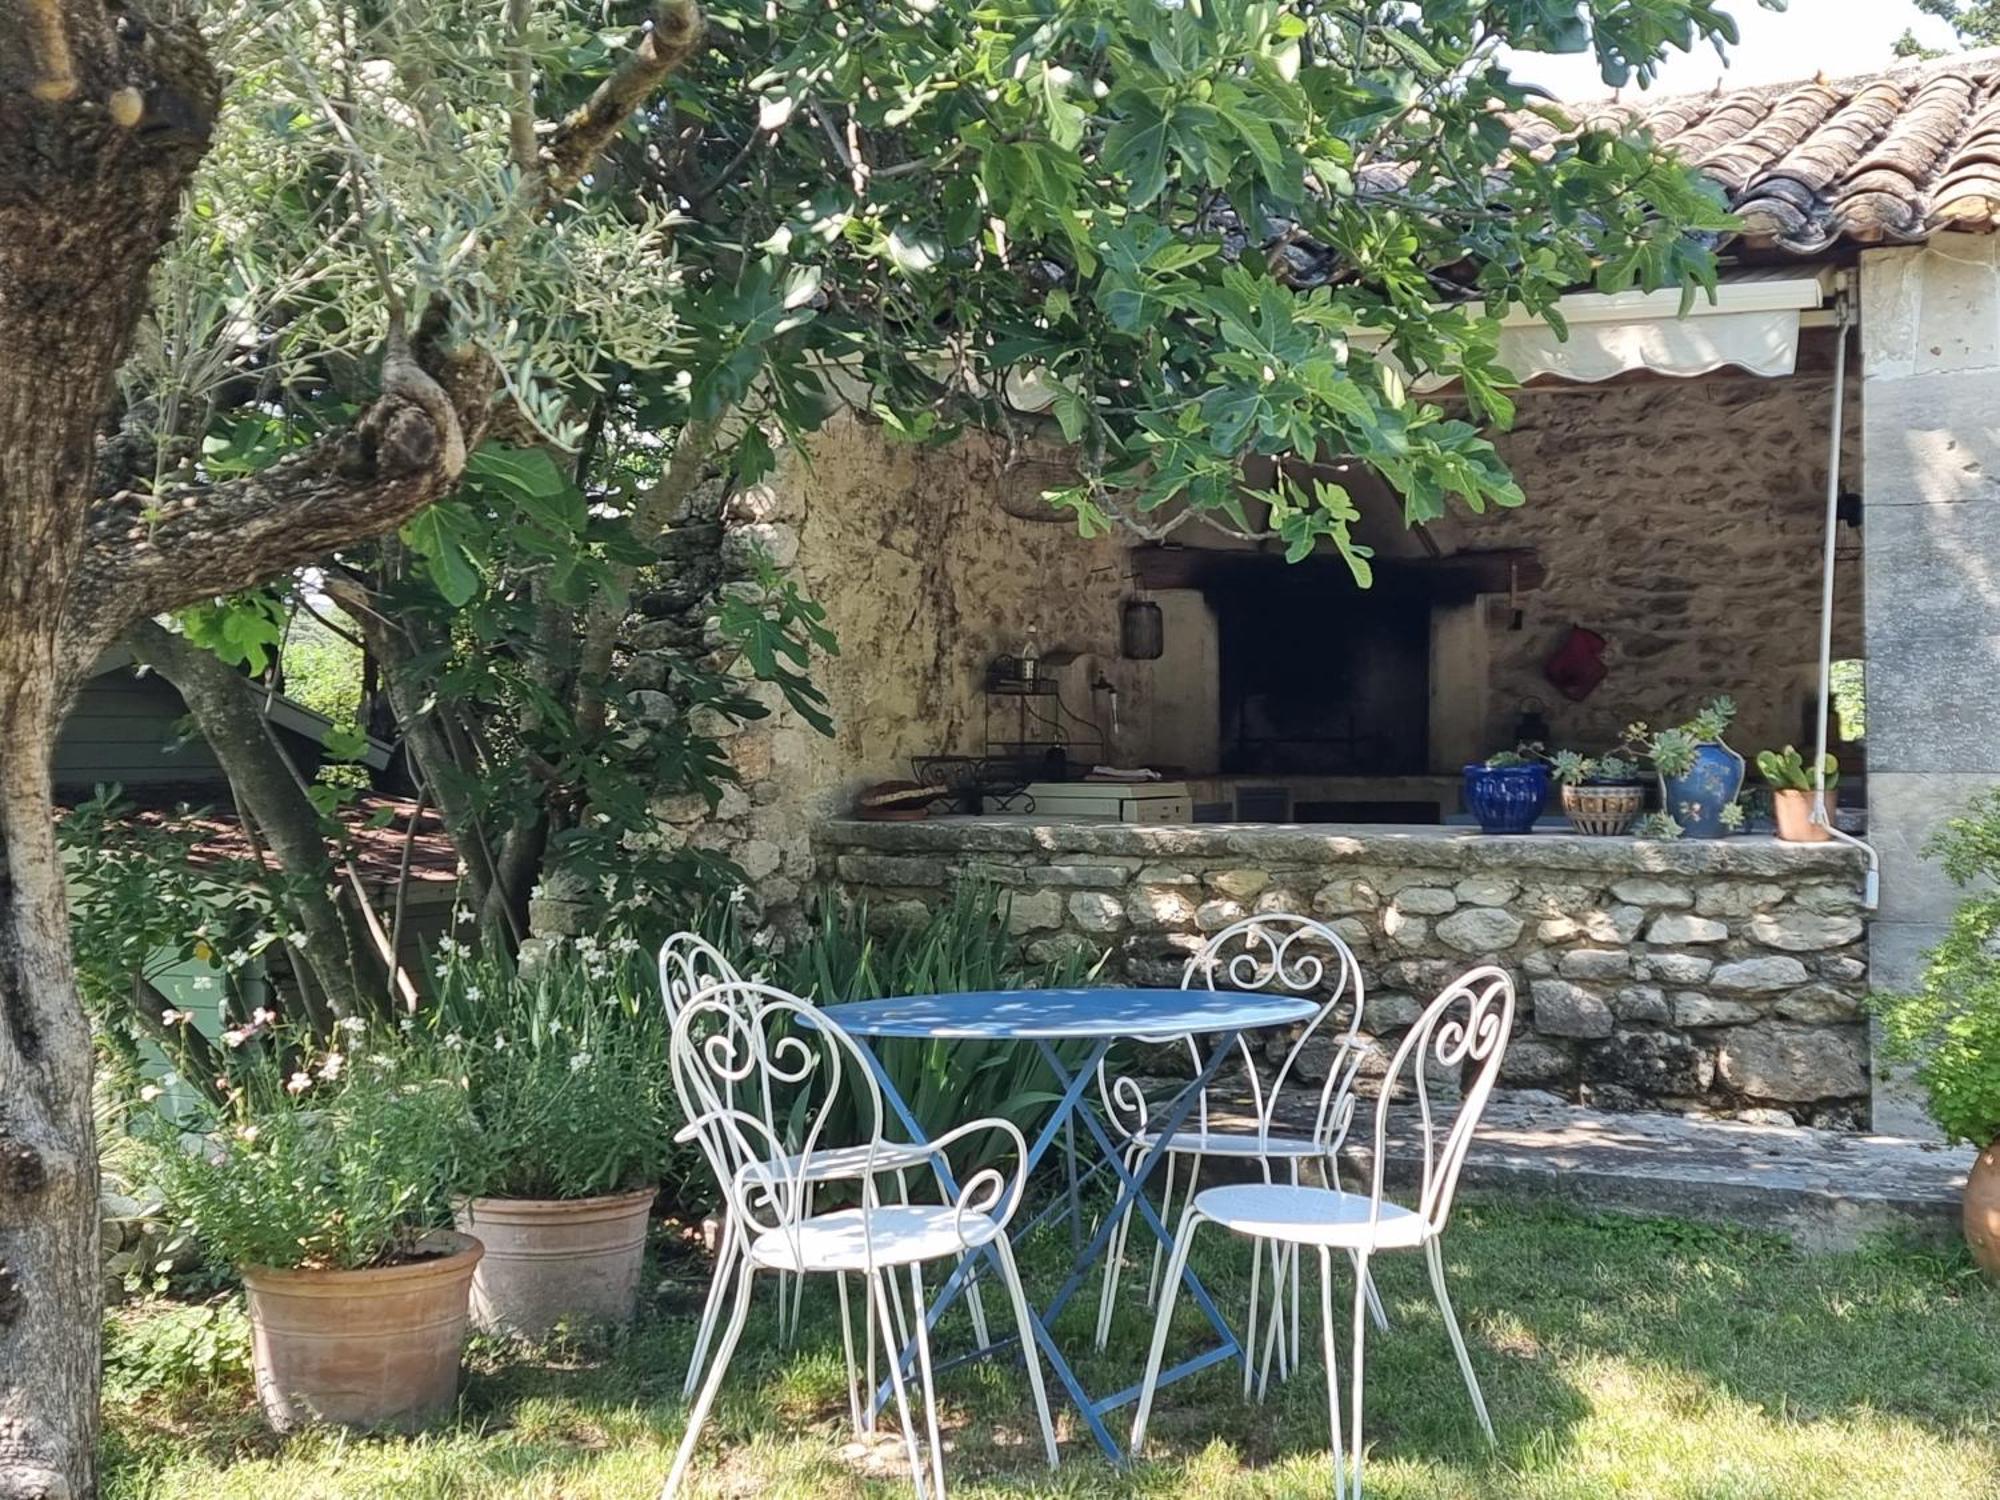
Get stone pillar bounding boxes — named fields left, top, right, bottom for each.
left=1859, top=236, right=2000, bottom=1135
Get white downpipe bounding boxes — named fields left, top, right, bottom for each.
left=1813, top=287, right=1881, bottom=910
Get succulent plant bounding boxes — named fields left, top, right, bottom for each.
left=1757, top=745, right=1839, bottom=793
left=1550, top=749, right=1643, bottom=787
left=1648, top=728, right=1699, bottom=779
left=1685, top=696, right=1737, bottom=743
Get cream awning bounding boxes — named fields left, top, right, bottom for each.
left=999, top=273, right=1830, bottom=414
left=1357, top=272, right=1830, bottom=389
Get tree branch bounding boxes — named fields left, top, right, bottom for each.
left=506, top=0, right=539, bottom=175
left=124, top=621, right=388, bottom=1022
left=69, top=2, right=707, bottom=658
left=320, top=571, right=516, bottom=950
left=72, top=337, right=495, bottom=651
left=22, top=0, right=77, bottom=101
left=539, top=0, right=704, bottom=201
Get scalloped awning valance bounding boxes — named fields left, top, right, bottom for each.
left=1356, top=272, right=1831, bottom=391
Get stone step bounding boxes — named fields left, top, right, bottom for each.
left=1205, top=1098, right=1974, bottom=1253
left=1444, top=1101, right=1973, bottom=1252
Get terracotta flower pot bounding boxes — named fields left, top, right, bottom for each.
left=1966, top=1143, right=2000, bottom=1277
left=241, top=1229, right=481, bottom=1433
left=455, top=1186, right=656, bottom=1340
left=1772, top=786, right=1836, bottom=843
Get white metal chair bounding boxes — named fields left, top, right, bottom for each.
left=657, top=934, right=971, bottom=1402
left=1130, top=965, right=1516, bottom=1498
left=661, top=978, right=1057, bottom=1500
left=1094, top=914, right=1374, bottom=1392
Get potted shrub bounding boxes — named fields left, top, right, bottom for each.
left=1756, top=745, right=1840, bottom=843
left=1624, top=697, right=1744, bottom=839
left=1550, top=750, right=1645, bottom=836
left=434, top=939, right=677, bottom=1341
left=1462, top=748, right=1550, bottom=835
left=1875, top=790, right=2000, bottom=1275
left=143, top=1029, right=481, bottom=1432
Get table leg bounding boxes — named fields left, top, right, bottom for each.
left=1033, top=1036, right=1242, bottom=1360
left=856, top=1030, right=1253, bottom=1465
left=855, top=1039, right=1111, bottom=1438
left=1064, top=1111, right=1082, bottom=1256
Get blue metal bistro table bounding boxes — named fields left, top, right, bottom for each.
left=817, top=986, right=1317, bottom=1463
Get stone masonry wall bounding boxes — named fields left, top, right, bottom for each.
left=1466, top=371, right=1866, bottom=759
left=576, top=467, right=823, bottom=937
left=823, top=821, right=1874, bottom=1127
left=1859, top=235, right=2000, bottom=1135
left=612, top=417, right=1154, bottom=935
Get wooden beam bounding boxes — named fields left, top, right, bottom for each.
left=1130, top=544, right=1544, bottom=599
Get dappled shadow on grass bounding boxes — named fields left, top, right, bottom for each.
left=1439, top=1201, right=2000, bottom=1435
left=100, top=1200, right=2000, bottom=1499
left=1107, top=1197, right=2000, bottom=1470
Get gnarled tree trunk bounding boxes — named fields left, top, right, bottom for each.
left=1, top=9, right=218, bottom=1494
left=0, top=2, right=700, bottom=1490
left=125, top=620, right=395, bottom=1026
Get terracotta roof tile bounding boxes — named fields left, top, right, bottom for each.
left=1553, top=50, right=2000, bottom=253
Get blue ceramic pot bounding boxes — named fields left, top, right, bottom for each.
left=1660, top=742, right=1746, bottom=838
left=1462, top=763, right=1549, bottom=834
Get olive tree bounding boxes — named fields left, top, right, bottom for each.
left=114, top=0, right=1756, bottom=1020
left=0, top=3, right=700, bottom=1492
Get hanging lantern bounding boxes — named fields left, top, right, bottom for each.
left=1121, top=598, right=1164, bottom=660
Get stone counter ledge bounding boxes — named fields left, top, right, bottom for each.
left=819, top=816, right=1875, bottom=1126
left=820, top=818, right=1871, bottom=881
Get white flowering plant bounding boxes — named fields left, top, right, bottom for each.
left=426, top=938, right=681, bottom=1201
left=139, top=1020, right=475, bottom=1273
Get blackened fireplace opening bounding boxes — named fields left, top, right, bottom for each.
left=1210, top=564, right=1431, bottom=779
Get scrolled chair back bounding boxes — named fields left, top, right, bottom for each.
left=1364, top=964, right=1516, bottom=1235
left=1202, top=915, right=1367, bottom=1150
left=657, top=931, right=745, bottom=1027
left=668, top=978, right=892, bottom=1264
left=1097, top=913, right=1365, bottom=1157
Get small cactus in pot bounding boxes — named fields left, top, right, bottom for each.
left=1757, top=745, right=1839, bottom=843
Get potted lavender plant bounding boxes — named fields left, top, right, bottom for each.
left=142, top=1023, right=481, bottom=1433
left=434, top=938, right=677, bottom=1341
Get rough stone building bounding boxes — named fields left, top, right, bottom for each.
left=654, top=51, right=2000, bottom=1133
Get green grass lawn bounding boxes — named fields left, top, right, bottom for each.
left=103, top=1199, right=2000, bottom=1499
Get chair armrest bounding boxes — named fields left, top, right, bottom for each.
left=914, top=1115, right=1032, bottom=1245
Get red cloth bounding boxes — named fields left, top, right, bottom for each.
left=1545, top=626, right=1608, bottom=702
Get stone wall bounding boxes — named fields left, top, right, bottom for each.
left=822, top=820, right=1874, bottom=1126
left=602, top=469, right=824, bottom=934
left=618, top=418, right=1156, bottom=933
left=1859, top=234, right=2000, bottom=1135
left=1461, top=371, right=1865, bottom=760
left=772, top=418, right=1155, bottom=786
